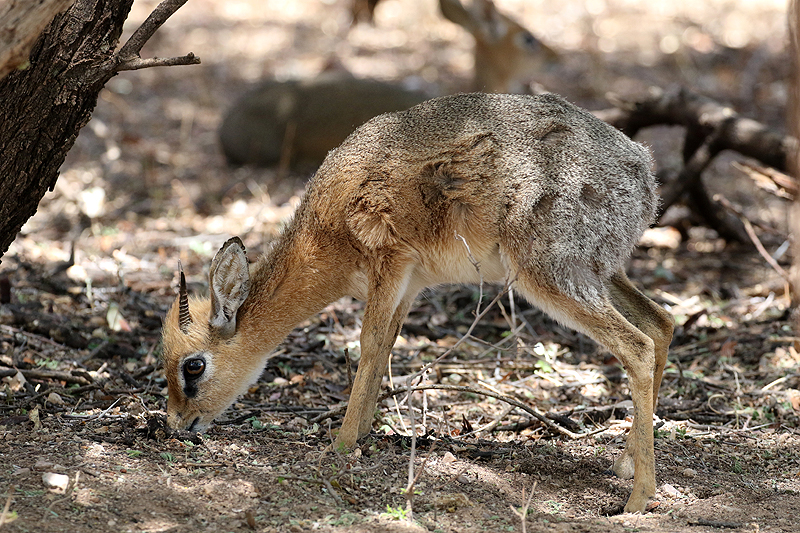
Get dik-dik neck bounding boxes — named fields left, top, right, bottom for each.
left=235, top=222, right=353, bottom=356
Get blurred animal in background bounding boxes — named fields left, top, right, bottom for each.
left=439, top=0, right=557, bottom=93
left=350, top=0, right=381, bottom=25
left=218, top=0, right=558, bottom=169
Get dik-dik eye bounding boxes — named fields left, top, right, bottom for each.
left=518, top=31, right=540, bottom=51
left=183, top=358, right=206, bottom=381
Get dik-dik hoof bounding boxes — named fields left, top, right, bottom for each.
left=623, top=492, right=650, bottom=514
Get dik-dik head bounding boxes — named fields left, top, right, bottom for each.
left=440, top=0, right=558, bottom=93
left=161, top=237, right=257, bottom=432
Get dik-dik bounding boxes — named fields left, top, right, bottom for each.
left=163, top=92, right=674, bottom=513
left=219, top=0, right=557, bottom=168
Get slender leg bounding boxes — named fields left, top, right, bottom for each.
left=356, top=294, right=416, bottom=437
left=608, top=272, right=674, bottom=411
left=333, top=258, right=414, bottom=451
left=515, top=275, right=657, bottom=513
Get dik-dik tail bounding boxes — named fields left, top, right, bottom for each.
left=166, top=92, right=673, bottom=514
left=219, top=0, right=557, bottom=168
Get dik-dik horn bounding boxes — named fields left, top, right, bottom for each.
left=163, top=92, right=673, bottom=513
left=219, top=0, right=558, bottom=168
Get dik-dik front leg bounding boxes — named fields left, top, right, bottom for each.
left=333, top=261, right=416, bottom=451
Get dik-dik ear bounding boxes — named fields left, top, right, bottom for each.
left=440, top=0, right=501, bottom=41
left=209, top=237, right=251, bottom=339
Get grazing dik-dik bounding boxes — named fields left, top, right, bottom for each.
left=163, top=92, right=674, bottom=513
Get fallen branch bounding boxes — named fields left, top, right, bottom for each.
left=714, top=194, right=791, bottom=283
left=733, top=161, right=797, bottom=200
left=593, top=86, right=798, bottom=241
left=0, top=366, right=91, bottom=386
left=594, top=86, right=796, bottom=170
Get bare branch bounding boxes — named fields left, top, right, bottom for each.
left=381, top=384, right=607, bottom=440
left=594, top=86, right=796, bottom=241
left=715, top=194, right=791, bottom=282
left=116, top=52, right=199, bottom=71
left=118, top=0, right=188, bottom=59
left=114, top=0, right=199, bottom=73
left=594, top=86, right=796, bottom=170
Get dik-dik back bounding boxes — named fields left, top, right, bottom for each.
left=219, top=0, right=557, bottom=168
left=164, top=92, right=672, bottom=513
left=317, top=92, right=657, bottom=279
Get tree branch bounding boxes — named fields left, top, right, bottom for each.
left=594, top=86, right=797, bottom=170
left=114, top=0, right=199, bottom=72
left=116, top=52, right=199, bottom=71
left=594, top=86, right=797, bottom=241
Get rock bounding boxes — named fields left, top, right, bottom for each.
left=42, top=472, right=70, bottom=493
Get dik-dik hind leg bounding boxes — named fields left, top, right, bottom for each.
left=333, top=261, right=415, bottom=451
left=516, top=278, right=657, bottom=513
left=609, top=272, right=674, bottom=411
left=607, top=272, right=674, bottom=486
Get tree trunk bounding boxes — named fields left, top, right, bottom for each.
left=0, top=0, right=198, bottom=260
left=0, top=0, right=76, bottom=79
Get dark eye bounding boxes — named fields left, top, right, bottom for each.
left=520, top=32, right=539, bottom=50
left=183, top=358, right=205, bottom=380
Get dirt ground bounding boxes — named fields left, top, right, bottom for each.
left=2, top=0, right=800, bottom=531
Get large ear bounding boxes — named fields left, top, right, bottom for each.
left=440, top=0, right=500, bottom=41
left=209, top=237, right=251, bottom=339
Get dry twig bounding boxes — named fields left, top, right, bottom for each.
left=114, top=0, right=201, bottom=72
left=509, top=481, right=538, bottom=533
left=381, top=384, right=604, bottom=440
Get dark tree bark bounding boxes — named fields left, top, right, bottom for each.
left=0, top=0, right=199, bottom=261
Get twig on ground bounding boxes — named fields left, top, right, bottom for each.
left=381, top=384, right=604, bottom=440
left=509, top=481, right=537, bottom=533
left=460, top=404, right=516, bottom=438
left=0, top=485, right=15, bottom=529
left=714, top=194, right=790, bottom=282
left=0, top=367, right=92, bottom=386
left=0, top=324, right=73, bottom=352
left=404, top=438, right=434, bottom=523
left=63, top=397, right=122, bottom=422
left=733, top=161, right=797, bottom=200
left=282, top=462, right=384, bottom=503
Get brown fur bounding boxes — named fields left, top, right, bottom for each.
left=163, top=92, right=674, bottom=513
